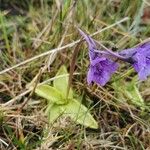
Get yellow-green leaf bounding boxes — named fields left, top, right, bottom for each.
left=64, top=99, right=98, bottom=129
left=54, top=65, right=73, bottom=98
left=35, top=85, right=66, bottom=104
left=46, top=103, right=64, bottom=123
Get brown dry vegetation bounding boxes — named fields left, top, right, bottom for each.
left=0, top=0, right=150, bottom=149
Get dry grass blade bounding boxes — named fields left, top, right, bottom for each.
left=0, top=17, right=129, bottom=75
left=66, top=40, right=82, bottom=98
left=1, top=1, right=150, bottom=149
left=1, top=73, right=80, bottom=107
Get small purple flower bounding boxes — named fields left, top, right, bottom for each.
left=119, top=42, right=150, bottom=80
left=78, top=29, right=118, bottom=86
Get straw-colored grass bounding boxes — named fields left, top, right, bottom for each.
left=0, top=0, right=150, bottom=149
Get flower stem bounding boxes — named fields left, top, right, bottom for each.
left=94, top=49, right=133, bottom=63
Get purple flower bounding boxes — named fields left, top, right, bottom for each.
left=119, top=42, right=150, bottom=80
left=78, top=29, right=118, bottom=86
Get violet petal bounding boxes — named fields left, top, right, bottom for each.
left=79, top=29, right=118, bottom=86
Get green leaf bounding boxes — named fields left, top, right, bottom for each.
left=54, top=65, right=73, bottom=98
left=63, top=99, right=98, bottom=129
left=126, top=83, right=145, bottom=108
left=35, top=85, right=66, bottom=104
left=46, top=103, right=64, bottom=123
left=113, top=78, right=145, bottom=109
left=44, top=98, right=98, bottom=128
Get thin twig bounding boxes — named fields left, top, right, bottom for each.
left=18, top=68, right=43, bottom=111
left=0, top=17, right=129, bottom=75
left=1, top=73, right=80, bottom=107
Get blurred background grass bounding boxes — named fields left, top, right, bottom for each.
left=0, top=0, right=150, bottom=149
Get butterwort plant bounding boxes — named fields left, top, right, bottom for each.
left=34, top=65, right=98, bottom=129
left=79, top=28, right=150, bottom=86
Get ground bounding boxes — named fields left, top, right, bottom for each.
left=0, top=0, right=150, bottom=149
